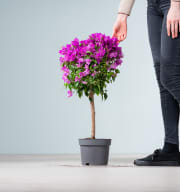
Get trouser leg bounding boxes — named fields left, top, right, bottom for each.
left=160, top=10, right=180, bottom=104
left=147, top=5, right=179, bottom=145
left=160, top=9, right=180, bottom=144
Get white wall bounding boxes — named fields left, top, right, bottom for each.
left=0, top=0, right=165, bottom=154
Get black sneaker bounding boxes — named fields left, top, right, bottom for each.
left=134, top=148, right=180, bottom=166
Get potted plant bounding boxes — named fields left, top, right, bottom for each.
left=59, top=32, right=123, bottom=165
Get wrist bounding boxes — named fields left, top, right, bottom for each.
left=117, top=12, right=128, bottom=20
left=117, top=12, right=129, bottom=16
left=170, top=1, right=180, bottom=8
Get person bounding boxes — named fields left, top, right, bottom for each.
left=112, top=0, right=180, bottom=166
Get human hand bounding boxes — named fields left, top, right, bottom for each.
left=112, top=13, right=128, bottom=43
left=166, top=1, right=180, bottom=38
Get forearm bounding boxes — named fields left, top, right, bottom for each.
left=118, top=0, right=135, bottom=16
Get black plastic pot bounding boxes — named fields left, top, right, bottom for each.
left=79, top=138, right=111, bottom=165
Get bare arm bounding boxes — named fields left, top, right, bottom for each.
left=112, top=0, right=135, bottom=42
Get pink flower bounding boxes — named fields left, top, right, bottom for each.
left=82, top=81, right=87, bottom=84
left=91, top=71, right=97, bottom=77
left=117, top=59, right=122, bottom=65
left=84, top=69, right=90, bottom=76
left=79, top=72, right=84, bottom=78
left=67, top=90, right=73, bottom=97
left=62, top=75, right=71, bottom=84
left=75, top=76, right=81, bottom=82
left=109, top=52, right=117, bottom=58
left=110, top=63, right=118, bottom=69
left=78, top=58, right=84, bottom=63
left=85, top=64, right=89, bottom=69
left=85, top=58, right=91, bottom=65
left=61, top=65, right=69, bottom=72
left=77, top=63, right=82, bottom=68
left=59, top=57, right=64, bottom=64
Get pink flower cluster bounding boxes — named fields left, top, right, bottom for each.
left=59, top=33, right=123, bottom=97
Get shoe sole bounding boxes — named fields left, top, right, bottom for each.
left=134, top=160, right=180, bottom=166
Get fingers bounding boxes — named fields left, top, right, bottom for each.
left=112, top=28, right=116, bottom=38
left=112, top=31, right=126, bottom=43
left=171, top=21, right=175, bottom=38
left=112, top=29, right=121, bottom=43
left=167, top=20, right=171, bottom=36
left=121, top=34, right=126, bottom=41
left=167, top=19, right=179, bottom=39
left=117, top=34, right=126, bottom=43
left=112, top=22, right=127, bottom=43
left=175, top=21, right=178, bottom=38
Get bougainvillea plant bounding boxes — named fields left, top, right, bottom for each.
left=59, top=32, right=123, bottom=139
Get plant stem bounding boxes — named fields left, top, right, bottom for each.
left=89, top=90, right=95, bottom=139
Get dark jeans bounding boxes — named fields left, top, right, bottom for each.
left=147, top=0, right=180, bottom=145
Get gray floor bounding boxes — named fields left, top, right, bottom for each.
left=0, top=154, right=180, bottom=192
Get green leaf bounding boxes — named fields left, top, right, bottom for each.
left=84, top=91, right=89, bottom=97
left=69, top=84, right=72, bottom=89
left=115, top=69, right=120, bottom=73
left=77, top=90, right=83, bottom=98
left=84, top=87, right=89, bottom=97
left=104, top=93, right=108, bottom=100
left=93, top=86, right=99, bottom=95
left=64, top=83, right=68, bottom=88
left=101, top=93, right=104, bottom=101
left=74, top=82, right=79, bottom=89
left=112, top=76, right=115, bottom=81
